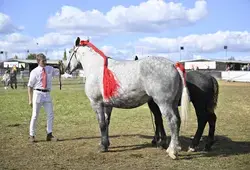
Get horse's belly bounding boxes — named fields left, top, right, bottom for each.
left=104, top=92, right=150, bottom=109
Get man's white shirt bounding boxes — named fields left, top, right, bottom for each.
left=28, top=65, right=56, bottom=103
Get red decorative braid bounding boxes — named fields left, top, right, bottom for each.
left=80, top=40, right=119, bottom=100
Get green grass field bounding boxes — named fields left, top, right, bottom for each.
left=0, top=80, right=250, bottom=170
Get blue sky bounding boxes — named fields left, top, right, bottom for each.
left=0, top=0, right=249, bottom=61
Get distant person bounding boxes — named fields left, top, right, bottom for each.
left=191, top=65, right=195, bottom=70
left=20, top=64, right=25, bottom=79
left=12, top=65, right=17, bottom=72
left=10, top=68, right=17, bottom=89
left=6, top=64, right=10, bottom=73
left=27, top=53, right=57, bottom=143
left=2, top=70, right=10, bottom=90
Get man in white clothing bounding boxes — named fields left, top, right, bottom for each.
left=28, top=53, right=57, bottom=143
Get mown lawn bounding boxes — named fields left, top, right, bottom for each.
left=0, top=80, right=250, bottom=170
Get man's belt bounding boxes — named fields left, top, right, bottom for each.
left=35, top=89, right=50, bottom=92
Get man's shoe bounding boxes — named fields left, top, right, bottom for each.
left=28, top=136, right=36, bottom=143
left=46, top=133, right=58, bottom=142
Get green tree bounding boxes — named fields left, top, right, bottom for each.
left=63, top=49, right=67, bottom=60
left=26, top=53, right=37, bottom=60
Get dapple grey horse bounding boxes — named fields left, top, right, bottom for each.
left=65, top=37, right=190, bottom=159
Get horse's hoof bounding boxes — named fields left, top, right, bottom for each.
left=167, top=146, right=181, bottom=152
left=188, top=147, right=196, bottom=152
left=168, top=151, right=178, bottom=160
left=99, top=147, right=108, bottom=152
left=98, top=144, right=108, bottom=152
left=166, top=147, right=170, bottom=153
left=151, top=140, right=157, bottom=147
left=177, top=146, right=182, bottom=152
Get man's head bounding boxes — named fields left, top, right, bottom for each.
left=36, top=53, right=47, bottom=67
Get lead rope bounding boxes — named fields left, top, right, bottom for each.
left=58, top=60, right=64, bottom=90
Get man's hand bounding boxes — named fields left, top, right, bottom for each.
left=28, top=86, right=33, bottom=108
left=29, top=100, right=32, bottom=107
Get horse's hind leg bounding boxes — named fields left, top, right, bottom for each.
left=148, top=100, right=167, bottom=149
left=204, top=112, right=217, bottom=151
left=188, top=106, right=208, bottom=152
left=157, top=102, right=181, bottom=159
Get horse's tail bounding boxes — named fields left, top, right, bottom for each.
left=210, top=76, right=219, bottom=112
left=175, top=63, right=190, bottom=127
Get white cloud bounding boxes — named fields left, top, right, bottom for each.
left=0, top=32, right=68, bottom=59
left=0, top=1, right=208, bottom=60
left=0, top=13, right=24, bottom=34
left=5, top=33, right=32, bottom=43
left=100, top=45, right=133, bottom=60
left=234, top=56, right=250, bottom=61
left=136, top=31, right=250, bottom=54
left=0, top=32, right=93, bottom=59
left=1, top=30, right=250, bottom=61
left=192, top=54, right=204, bottom=59
left=35, top=33, right=73, bottom=47
left=0, top=50, right=65, bottom=61
left=47, top=0, right=207, bottom=34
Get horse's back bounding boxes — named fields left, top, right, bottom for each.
left=186, top=71, right=218, bottom=108
left=139, top=57, right=177, bottom=77
left=138, top=57, right=182, bottom=100
left=187, top=71, right=214, bottom=88
left=110, top=56, right=179, bottom=88
left=105, top=57, right=182, bottom=108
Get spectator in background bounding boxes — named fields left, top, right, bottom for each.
left=226, top=64, right=231, bottom=71
left=6, top=64, right=10, bottom=73
left=20, top=64, right=25, bottom=79
left=248, top=64, right=250, bottom=71
left=10, top=67, right=17, bottom=89
left=2, top=70, right=10, bottom=90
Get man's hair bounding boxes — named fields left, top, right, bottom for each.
left=36, top=53, right=47, bottom=64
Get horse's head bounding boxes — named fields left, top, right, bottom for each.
left=65, top=37, right=86, bottom=74
left=65, top=37, right=106, bottom=75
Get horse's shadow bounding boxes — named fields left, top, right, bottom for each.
left=53, top=134, right=250, bottom=158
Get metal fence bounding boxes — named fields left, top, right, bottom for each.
left=0, top=70, right=85, bottom=89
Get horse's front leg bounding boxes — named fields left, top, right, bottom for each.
left=103, top=106, right=113, bottom=148
left=91, top=103, right=110, bottom=152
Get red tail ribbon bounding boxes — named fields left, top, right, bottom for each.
left=175, top=62, right=186, bottom=86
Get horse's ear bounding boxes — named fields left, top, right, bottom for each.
left=75, top=37, right=80, bottom=46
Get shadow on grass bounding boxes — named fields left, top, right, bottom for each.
left=36, top=134, right=153, bottom=143
left=37, top=134, right=250, bottom=158
left=179, top=135, right=250, bottom=159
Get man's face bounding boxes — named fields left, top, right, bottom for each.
left=39, top=58, right=47, bottom=67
